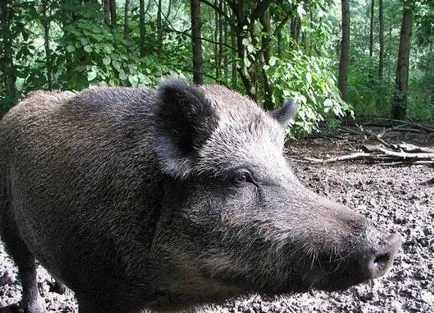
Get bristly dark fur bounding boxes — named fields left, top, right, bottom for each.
left=0, top=78, right=400, bottom=313
left=153, top=79, right=220, bottom=177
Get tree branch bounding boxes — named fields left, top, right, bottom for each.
left=165, top=27, right=236, bottom=52
left=201, top=0, right=235, bottom=28
left=273, top=10, right=292, bottom=36
left=247, top=0, right=273, bottom=24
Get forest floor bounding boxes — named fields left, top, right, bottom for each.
left=0, top=125, right=433, bottom=313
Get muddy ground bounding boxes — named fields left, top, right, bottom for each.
left=1, top=127, right=433, bottom=313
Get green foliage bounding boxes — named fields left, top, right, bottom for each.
left=347, top=51, right=394, bottom=117
left=53, top=1, right=179, bottom=90
left=407, top=51, right=434, bottom=121
left=334, top=0, right=434, bottom=122
left=58, top=17, right=151, bottom=89
left=266, top=49, right=353, bottom=135
left=1, top=0, right=432, bottom=129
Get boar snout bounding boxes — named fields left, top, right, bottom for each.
left=317, top=230, right=402, bottom=291
left=366, top=231, right=402, bottom=279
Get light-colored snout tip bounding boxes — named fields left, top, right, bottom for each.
left=368, top=232, right=402, bottom=279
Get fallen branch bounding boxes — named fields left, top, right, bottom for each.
left=390, top=144, right=434, bottom=154
left=304, top=152, right=372, bottom=163
left=305, top=144, right=434, bottom=166
left=341, top=126, right=392, bottom=147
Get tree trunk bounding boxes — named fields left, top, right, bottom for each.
left=157, top=0, right=162, bottom=51
left=218, top=0, right=224, bottom=80
left=230, top=20, right=237, bottom=89
left=0, top=0, right=17, bottom=106
left=276, top=31, right=282, bottom=57
left=260, top=8, right=271, bottom=64
left=191, top=0, right=203, bottom=84
left=260, top=8, right=272, bottom=108
left=378, top=0, right=384, bottom=79
left=109, top=0, right=117, bottom=27
left=42, top=0, right=53, bottom=89
left=237, top=28, right=256, bottom=100
left=338, top=0, right=350, bottom=102
left=214, top=0, right=219, bottom=80
left=222, top=1, right=229, bottom=80
left=124, top=0, right=130, bottom=39
left=139, top=0, right=145, bottom=57
left=369, top=0, right=374, bottom=57
left=392, top=0, right=413, bottom=120
left=290, top=17, right=301, bottom=43
left=104, top=0, right=110, bottom=25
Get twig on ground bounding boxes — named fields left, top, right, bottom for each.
left=305, top=143, right=434, bottom=166
left=305, top=152, right=383, bottom=163
left=341, top=126, right=392, bottom=147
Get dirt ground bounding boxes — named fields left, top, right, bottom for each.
left=1, top=127, right=433, bottom=313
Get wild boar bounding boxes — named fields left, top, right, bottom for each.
left=0, top=79, right=401, bottom=313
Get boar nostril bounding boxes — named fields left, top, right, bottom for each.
left=372, top=253, right=391, bottom=273
left=374, top=253, right=390, bottom=265
left=369, top=252, right=392, bottom=278
left=374, top=253, right=390, bottom=264
left=367, top=233, right=402, bottom=279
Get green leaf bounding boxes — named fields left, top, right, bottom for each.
left=297, top=5, right=306, bottom=18
left=87, top=70, right=97, bottom=81
left=269, top=57, right=277, bottom=67
left=127, top=64, right=136, bottom=74
left=80, top=38, right=90, bottom=46
left=84, top=45, right=93, bottom=53
left=112, top=60, right=121, bottom=71
left=66, top=45, right=75, bottom=52
left=119, top=69, right=127, bottom=80
left=142, top=75, right=152, bottom=85
left=128, top=75, right=139, bottom=86
left=103, top=56, right=111, bottom=66
left=306, top=72, right=312, bottom=84
left=103, top=43, right=114, bottom=53
left=324, top=99, right=333, bottom=107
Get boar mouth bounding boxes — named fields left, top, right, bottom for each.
left=199, top=231, right=401, bottom=296
left=306, top=232, right=402, bottom=291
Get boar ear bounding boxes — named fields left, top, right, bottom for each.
left=153, top=78, right=219, bottom=177
left=269, top=99, right=297, bottom=127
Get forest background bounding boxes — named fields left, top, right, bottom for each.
left=0, top=0, right=433, bottom=135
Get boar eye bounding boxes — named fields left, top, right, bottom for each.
left=232, top=171, right=255, bottom=187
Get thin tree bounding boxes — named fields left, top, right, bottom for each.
left=290, top=16, right=301, bottom=43
left=104, top=0, right=110, bottom=25
left=338, top=0, right=350, bottom=102
left=157, top=0, right=163, bottom=51
left=139, top=0, right=145, bottom=57
left=230, top=15, right=237, bottom=89
left=0, top=0, right=17, bottom=107
left=369, top=0, right=374, bottom=57
left=260, top=8, right=273, bottom=108
left=124, top=0, right=130, bottom=39
left=227, top=0, right=274, bottom=100
left=378, top=0, right=384, bottom=79
left=42, top=0, right=53, bottom=89
left=218, top=0, right=224, bottom=80
left=191, top=0, right=203, bottom=84
left=110, top=0, right=117, bottom=28
left=214, top=0, right=220, bottom=80
left=392, top=0, right=413, bottom=119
